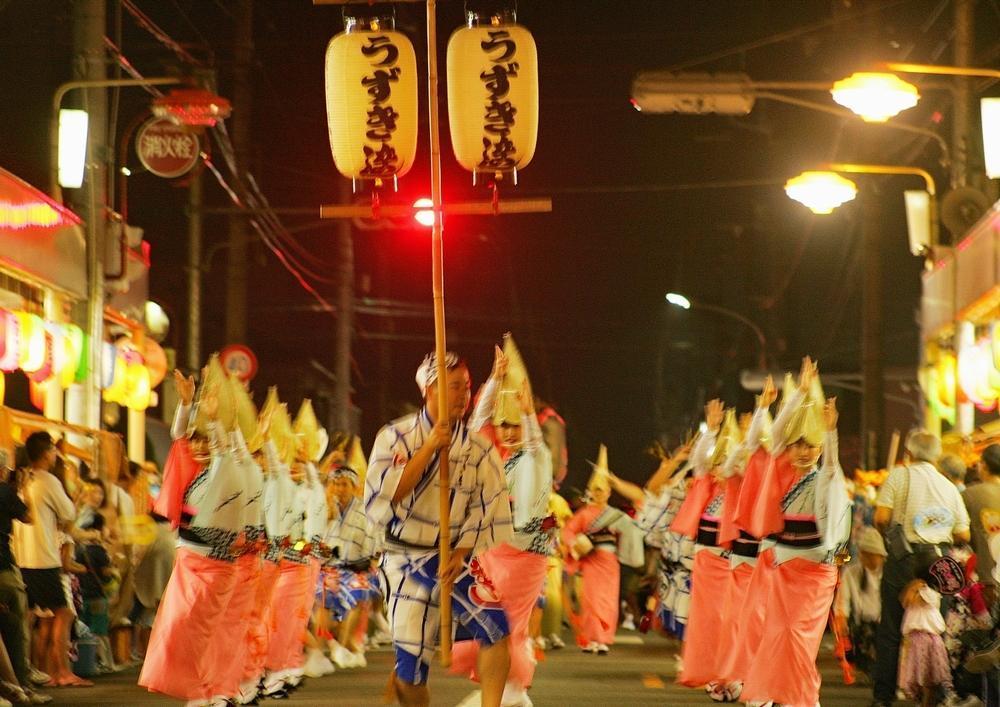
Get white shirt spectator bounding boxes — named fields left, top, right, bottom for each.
left=876, top=462, right=970, bottom=544
left=12, top=468, right=76, bottom=569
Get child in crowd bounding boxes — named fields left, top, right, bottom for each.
left=74, top=515, right=119, bottom=673
left=834, top=526, right=886, bottom=679
left=899, top=579, right=960, bottom=707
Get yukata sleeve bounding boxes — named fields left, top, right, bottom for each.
left=457, top=446, right=513, bottom=554
left=207, top=421, right=228, bottom=456
left=817, top=430, right=852, bottom=552
left=522, top=412, right=544, bottom=452
left=690, top=429, right=717, bottom=477
left=364, top=425, right=408, bottom=532
left=170, top=403, right=192, bottom=440
left=230, top=426, right=251, bottom=464
left=511, top=445, right=553, bottom=530
left=468, top=378, right=499, bottom=434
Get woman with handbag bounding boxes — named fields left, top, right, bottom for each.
left=871, top=430, right=971, bottom=707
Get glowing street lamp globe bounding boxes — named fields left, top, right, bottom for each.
left=784, top=171, right=858, bottom=214
left=830, top=72, right=920, bottom=123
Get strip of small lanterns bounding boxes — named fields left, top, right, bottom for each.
left=0, top=308, right=151, bottom=411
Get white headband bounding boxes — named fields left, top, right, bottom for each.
left=415, top=351, right=460, bottom=395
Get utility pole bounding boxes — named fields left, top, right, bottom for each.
left=951, top=0, right=974, bottom=189
left=187, top=169, right=203, bottom=370
left=331, top=178, right=354, bottom=433
left=861, top=186, right=885, bottom=470
left=226, top=0, right=252, bottom=345
left=859, top=0, right=884, bottom=470
left=70, top=0, right=108, bottom=431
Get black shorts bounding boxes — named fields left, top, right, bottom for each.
left=20, top=568, right=67, bottom=611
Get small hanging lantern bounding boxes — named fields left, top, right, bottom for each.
left=324, top=12, right=419, bottom=185
left=447, top=5, right=538, bottom=182
left=125, top=360, right=151, bottom=411
left=16, top=312, right=47, bottom=374
left=0, top=310, right=19, bottom=373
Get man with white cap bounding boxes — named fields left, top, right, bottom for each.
left=835, top=526, right=886, bottom=679
left=365, top=352, right=513, bottom=707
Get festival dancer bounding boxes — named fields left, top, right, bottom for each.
left=139, top=359, right=249, bottom=707
left=537, top=488, right=573, bottom=651
left=452, top=337, right=554, bottom=707
left=737, top=359, right=852, bottom=707
left=669, top=401, right=746, bottom=696
left=237, top=389, right=288, bottom=703
left=205, top=375, right=268, bottom=706
left=561, top=446, right=645, bottom=655
left=313, top=463, right=376, bottom=671
left=607, top=442, right=692, bottom=644
left=260, top=395, right=315, bottom=699
left=365, top=352, right=514, bottom=707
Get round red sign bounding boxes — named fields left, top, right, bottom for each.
left=135, top=118, right=200, bottom=178
left=220, top=344, right=258, bottom=382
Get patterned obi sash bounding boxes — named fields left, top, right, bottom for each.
left=768, top=516, right=821, bottom=549
left=696, top=516, right=720, bottom=548
left=731, top=529, right=760, bottom=558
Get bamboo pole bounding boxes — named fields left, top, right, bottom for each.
left=425, top=0, right=453, bottom=666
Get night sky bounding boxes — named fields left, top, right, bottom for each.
left=2, top=1, right=994, bottom=488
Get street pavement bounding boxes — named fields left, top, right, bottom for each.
left=49, top=630, right=905, bottom=706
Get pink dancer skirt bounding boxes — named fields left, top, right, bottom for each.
left=716, top=548, right=775, bottom=683
left=711, top=561, right=755, bottom=682
left=139, top=548, right=239, bottom=700
left=265, top=560, right=316, bottom=672
left=741, top=556, right=837, bottom=707
left=451, top=545, right=548, bottom=688
left=244, top=560, right=281, bottom=682
left=679, top=550, right=732, bottom=687
left=207, top=553, right=262, bottom=697
left=579, top=548, right=620, bottom=645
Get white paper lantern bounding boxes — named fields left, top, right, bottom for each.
left=325, top=23, right=418, bottom=182
left=447, top=18, right=538, bottom=177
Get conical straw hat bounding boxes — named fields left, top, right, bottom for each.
left=294, top=399, right=328, bottom=462
left=587, top=444, right=611, bottom=492
left=709, top=409, right=740, bottom=466
left=492, top=333, right=531, bottom=427
left=228, top=376, right=259, bottom=450
left=192, top=354, right=236, bottom=435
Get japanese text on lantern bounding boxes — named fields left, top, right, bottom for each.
left=360, top=35, right=402, bottom=179
left=479, top=30, right=518, bottom=171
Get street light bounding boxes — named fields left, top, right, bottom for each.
left=665, top=292, right=767, bottom=369
left=784, top=171, right=859, bottom=214
left=832, top=64, right=1000, bottom=120
left=829, top=72, right=920, bottom=122
left=664, top=292, right=691, bottom=309
left=832, top=63, right=1000, bottom=171
left=784, top=162, right=939, bottom=253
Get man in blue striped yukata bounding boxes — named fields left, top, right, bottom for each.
left=365, top=352, right=514, bottom=707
